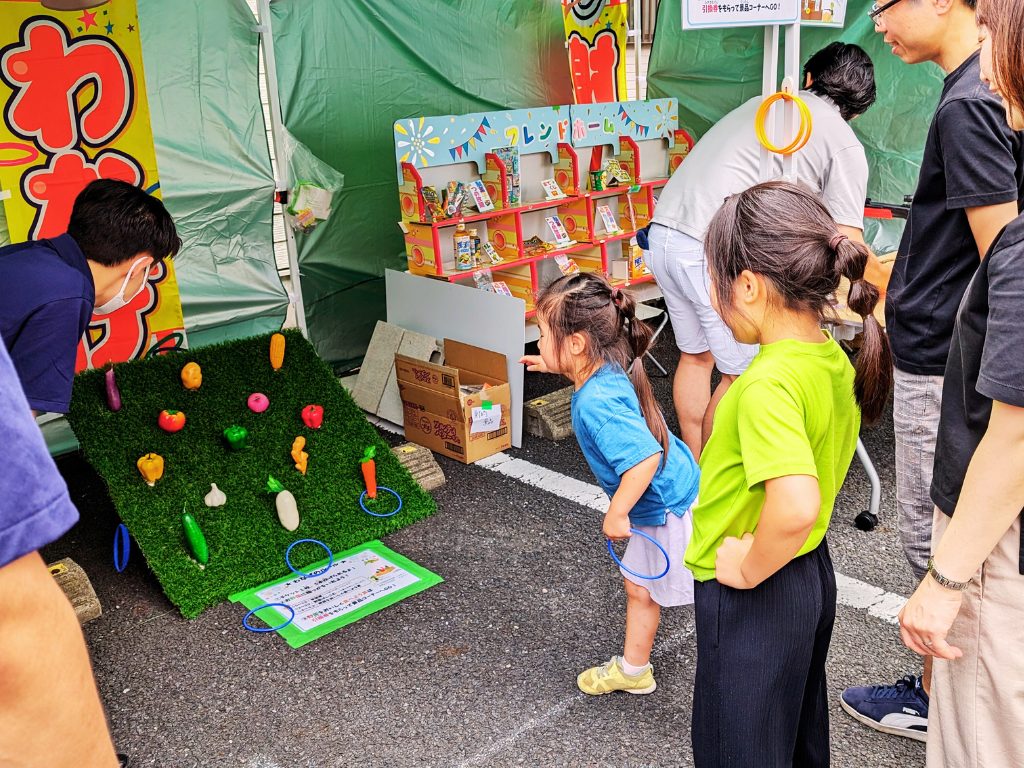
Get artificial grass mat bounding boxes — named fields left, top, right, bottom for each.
left=68, top=330, right=436, bottom=618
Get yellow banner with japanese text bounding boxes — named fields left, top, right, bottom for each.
left=0, top=0, right=186, bottom=370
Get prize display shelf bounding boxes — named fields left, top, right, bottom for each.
left=394, top=101, right=692, bottom=318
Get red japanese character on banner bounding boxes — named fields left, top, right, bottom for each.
left=0, top=18, right=133, bottom=153
left=567, top=30, right=621, bottom=104
left=22, top=148, right=142, bottom=239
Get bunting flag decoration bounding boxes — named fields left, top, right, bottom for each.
left=617, top=106, right=651, bottom=137
left=449, top=117, right=491, bottom=161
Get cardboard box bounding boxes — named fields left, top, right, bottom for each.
left=395, top=339, right=512, bottom=464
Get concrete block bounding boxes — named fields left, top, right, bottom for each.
left=48, top=557, right=101, bottom=625
left=391, top=442, right=446, bottom=492
left=524, top=386, right=575, bottom=441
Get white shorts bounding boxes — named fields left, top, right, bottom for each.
left=619, top=510, right=695, bottom=607
left=644, top=223, right=758, bottom=375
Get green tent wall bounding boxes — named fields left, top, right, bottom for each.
left=269, top=0, right=574, bottom=370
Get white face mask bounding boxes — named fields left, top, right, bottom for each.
left=93, top=257, right=151, bottom=316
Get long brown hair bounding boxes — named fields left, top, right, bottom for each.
left=704, top=181, right=893, bottom=424
left=535, top=273, right=670, bottom=457
left=978, top=0, right=1024, bottom=123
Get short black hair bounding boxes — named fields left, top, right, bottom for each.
left=803, top=42, right=877, bottom=121
left=67, top=179, right=181, bottom=267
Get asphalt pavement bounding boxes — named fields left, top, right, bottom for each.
left=46, top=325, right=926, bottom=767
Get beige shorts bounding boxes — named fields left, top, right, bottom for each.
left=928, top=507, right=1024, bottom=768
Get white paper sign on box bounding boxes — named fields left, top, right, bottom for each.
left=682, top=0, right=799, bottom=29
left=471, top=404, right=502, bottom=434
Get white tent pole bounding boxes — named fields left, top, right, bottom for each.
left=255, top=0, right=308, bottom=337
left=633, top=0, right=642, bottom=100
left=758, top=25, right=779, bottom=182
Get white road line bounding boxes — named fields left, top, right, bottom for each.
left=369, top=415, right=906, bottom=624
left=477, top=453, right=906, bottom=624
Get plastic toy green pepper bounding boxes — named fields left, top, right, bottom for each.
left=223, top=425, right=248, bottom=451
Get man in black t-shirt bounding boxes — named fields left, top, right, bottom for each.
left=840, top=0, right=1024, bottom=744
left=898, top=19, right=1024, bottom=761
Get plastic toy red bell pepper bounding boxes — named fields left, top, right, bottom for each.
left=361, top=446, right=377, bottom=499
left=158, top=409, right=186, bottom=433
left=301, top=404, right=324, bottom=429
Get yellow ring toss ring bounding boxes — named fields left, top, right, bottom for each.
left=755, top=92, right=813, bottom=156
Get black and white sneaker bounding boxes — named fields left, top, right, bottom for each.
left=840, top=674, right=928, bottom=742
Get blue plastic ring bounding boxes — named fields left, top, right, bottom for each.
left=113, top=523, right=130, bottom=573
left=606, top=528, right=670, bottom=580
left=285, top=538, right=334, bottom=579
left=242, top=602, right=296, bottom=633
left=359, top=486, right=403, bottom=518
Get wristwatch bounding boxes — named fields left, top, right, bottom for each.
left=927, top=557, right=970, bottom=592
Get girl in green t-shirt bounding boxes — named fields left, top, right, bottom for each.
left=688, top=181, right=892, bottom=766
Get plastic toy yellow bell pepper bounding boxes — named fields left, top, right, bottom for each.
left=137, top=452, right=164, bottom=487
left=181, top=362, right=202, bottom=390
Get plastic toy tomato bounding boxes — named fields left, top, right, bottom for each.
left=158, top=409, right=186, bottom=433
left=301, top=404, right=324, bottom=429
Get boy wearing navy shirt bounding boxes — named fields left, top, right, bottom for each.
left=0, top=179, right=180, bottom=414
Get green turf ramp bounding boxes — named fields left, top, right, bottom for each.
left=68, top=330, right=436, bottom=618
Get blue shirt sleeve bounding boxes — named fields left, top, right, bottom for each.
left=8, top=298, right=89, bottom=413
left=0, top=337, right=79, bottom=567
left=585, top=406, right=663, bottom=478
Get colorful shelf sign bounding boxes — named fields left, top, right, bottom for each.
left=569, top=99, right=678, bottom=150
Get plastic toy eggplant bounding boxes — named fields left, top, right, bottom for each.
left=105, top=364, right=122, bottom=412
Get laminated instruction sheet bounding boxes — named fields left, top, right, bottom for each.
left=231, top=540, right=442, bottom=648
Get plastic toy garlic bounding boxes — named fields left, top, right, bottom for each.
left=267, top=475, right=299, bottom=531
left=137, top=453, right=164, bottom=487
left=204, top=483, right=226, bottom=507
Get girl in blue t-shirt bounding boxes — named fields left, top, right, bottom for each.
left=688, top=181, right=893, bottom=767
left=521, top=272, right=700, bottom=697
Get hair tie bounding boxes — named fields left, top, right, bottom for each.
left=828, top=233, right=849, bottom=250
left=610, top=287, right=623, bottom=309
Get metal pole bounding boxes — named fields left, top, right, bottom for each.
left=781, top=21, right=801, bottom=181
left=255, top=0, right=309, bottom=337
left=633, top=0, right=643, bottom=99
left=759, top=25, right=779, bottom=182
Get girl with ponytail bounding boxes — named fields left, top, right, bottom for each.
left=521, top=272, right=700, bottom=697
left=687, top=180, right=892, bottom=766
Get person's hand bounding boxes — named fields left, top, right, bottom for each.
left=715, top=533, right=755, bottom=589
left=519, top=354, right=550, bottom=374
left=603, top=513, right=632, bottom=541
left=898, top=575, right=965, bottom=660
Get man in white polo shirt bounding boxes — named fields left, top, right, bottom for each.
left=647, top=42, right=877, bottom=458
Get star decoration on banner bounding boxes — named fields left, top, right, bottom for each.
left=105, top=22, right=114, bottom=34
left=128, top=24, right=136, bottom=32
left=79, top=10, right=98, bottom=29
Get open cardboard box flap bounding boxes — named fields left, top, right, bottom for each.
left=444, top=339, right=508, bottom=385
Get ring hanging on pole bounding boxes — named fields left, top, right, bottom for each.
left=606, top=528, right=670, bottom=581
left=359, top=486, right=403, bottom=518
left=242, top=602, right=296, bottom=633
left=754, top=91, right=813, bottom=156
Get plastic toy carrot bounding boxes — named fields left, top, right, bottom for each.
left=361, top=446, right=377, bottom=499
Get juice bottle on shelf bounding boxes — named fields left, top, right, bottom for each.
left=468, top=228, right=481, bottom=268
left=454, top=223, right=474, bottom=271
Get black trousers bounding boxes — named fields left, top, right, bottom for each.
left=692, top=541, right=837, bottom=768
